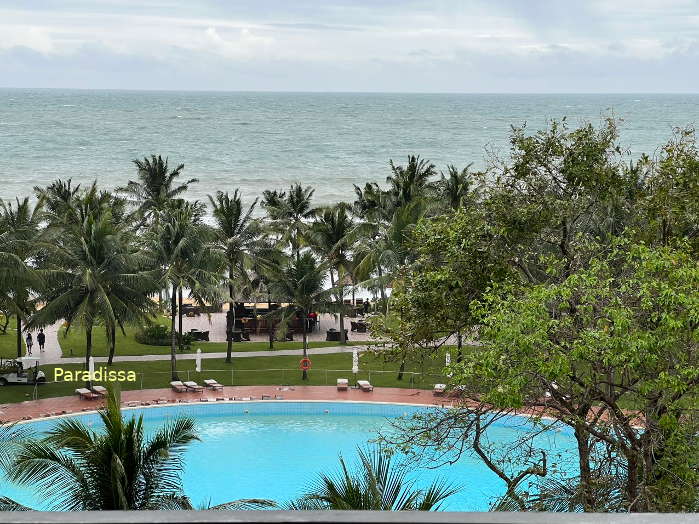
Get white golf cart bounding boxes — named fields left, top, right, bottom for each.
left=0, top=356, right=46, bottom=386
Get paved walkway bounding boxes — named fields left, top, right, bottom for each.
left=23, top=320, right=62, bottom=361
left=33, top=315, right=375, bottom=365
left=0, top=386, right=445, bottom=422
left=53, top=344, right=368, bottom=364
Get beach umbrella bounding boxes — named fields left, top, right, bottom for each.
left=352, top=348, right=359, bottom=375
left=195, top=348, right=202, bottom=373
left=88, top=356, right=95, bottom=382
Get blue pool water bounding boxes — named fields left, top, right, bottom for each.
left=1, top=402, right=579, bottom=511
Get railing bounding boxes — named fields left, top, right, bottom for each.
left=13, top=368, right=447, bottom=402
left=0, top=510, right=689, bottom=524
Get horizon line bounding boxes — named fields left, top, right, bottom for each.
left=1, top=86, right=699, bottom=96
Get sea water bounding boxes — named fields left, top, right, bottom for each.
left=1, top=89, right=698, bottom=204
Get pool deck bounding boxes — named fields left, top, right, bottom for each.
left=0, top=386, right=458, bottom=423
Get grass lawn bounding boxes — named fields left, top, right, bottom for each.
left=0, top=331, right=23, bottom=359
left=0, top=352, right=446, bottom=404
left=57, top=324, right=375, bottom=358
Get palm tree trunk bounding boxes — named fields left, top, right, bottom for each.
left=302, top=309, right=308, bottom=381
left=1, top=312, right=10, bottom=334
left=16, top=314, right=22, bottom=358
left=397, top=358, right=405, bottom=381
left=107, top=325, right=117, bottom=366
left=85, top=325, right=93, bottom=389
left=377, top=265, right=387, bottom=312
left=339, top=284, right=346, bottom=345
left=178, top=288, right=183, bottom=352
left=267, top=292, right=274, bottom=349
left=456, top=330, right=463, bottom=363
left=226, top=272, right=234, bottom=363
left=170, top=284, right=178, bottom=381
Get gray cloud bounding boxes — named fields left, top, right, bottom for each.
left=1, top=0, right=698, bottom=92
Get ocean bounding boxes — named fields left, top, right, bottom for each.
left=1, top=89, right=698, bottom=205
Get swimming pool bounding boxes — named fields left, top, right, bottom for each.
left=1, top=401, right=578, bottom=511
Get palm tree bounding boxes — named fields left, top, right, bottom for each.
left=0, top=197, right=45, bottom=357
left=148, top=200, right=224, bottom=379
left=310, top=203, right=355, bottom=344
left=354, top=200, right=426, bottom=313
left=387, top=155, right=436, bottom=210
left=31, top=185, right=157, bottom=378
left=5, top=387, right=199, bottom=510
left=34, top=178, right=81, bottom=221
left=208, top=190, right=266, bottom=363
left=267, top=252, right=338, bottom=380
left=0, top=420, right=33, bottom=511
left=289, top=446, right=458, bottom=511
left=262, top=183, right=316, bottom=260
left=118, top=155, right=198, bottom=227
left=438, top=164, right=477, bottom=211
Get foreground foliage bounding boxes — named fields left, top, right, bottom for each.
left=290, top=446, right=458, bottom=511
left=4, top=388, right=198, bottom=510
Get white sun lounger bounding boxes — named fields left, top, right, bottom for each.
left=357, top=380, right=373, bottom=392
left=203, top=379, right=224, bottom=390
left=91, top=385, right=107, bottom=396
left=75, top=388, right=98, bottom=400
left=184, top=381, right=204, bottom=392
left=433, top=383, right=447, bottom=396
left=170, top=381, right=187, bottom=393
left=337, top=378, right=349, bottom=390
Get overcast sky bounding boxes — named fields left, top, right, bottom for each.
left=2, top=0, right=699, bottom=92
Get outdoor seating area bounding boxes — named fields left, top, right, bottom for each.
left=91, top=385, right=107, bottom=397
left=325, top=328, right=349, bottom=342
left=189, top=329, right=210, bottom=341
left=204, top=379, right=224, bottom=390
left=170, top=381, right=187, bottom=393
left=75, top=388, right=98, bottom=400
left=357, top=380, right=373, bottom=392
left=350, top=320, right=367, bottom=333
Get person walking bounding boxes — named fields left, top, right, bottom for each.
left=37, top=329, right=46, bottom=352
left=25, top=332, right=33, bottom=356
left=362, top=298, right=370, bottom=316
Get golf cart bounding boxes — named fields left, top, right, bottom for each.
left=0, top=357, right=46, bottom=386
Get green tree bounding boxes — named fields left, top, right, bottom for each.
left=310, top=204, right=355, bottom=344
left=640, top=127, right=699, bottom=253
left=32, top=185, right=157, bottom=376
left=267, top=252, right=337, bottom=380
left=118, top=155, right=198, bottom=228
left=208, top=190, right=265, bottom=363
left=148, top=200, right=223, bottom=379
left=262, top=183, right=316, bottom=261
left=437, top=164, right=478, bottom=211
left=387, top=241, right=698, bottom=512
left=0, top=197, right=44, bottom=357
left=369, top=208, right=512, bottom=368
left=289, top=446, right=458, bottom=511
left=386, top=155, right=436, bottom=210
left=5, top=388, right=199, bottom=510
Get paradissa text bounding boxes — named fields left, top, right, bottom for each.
left=54, top=367, right=137, bottom=382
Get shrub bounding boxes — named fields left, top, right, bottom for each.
left=135, top=324, right=193, bottom=350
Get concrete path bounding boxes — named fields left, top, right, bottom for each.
left=23, top=320, right=62, bottom=361
left=50, top=344, right=368, bottom=365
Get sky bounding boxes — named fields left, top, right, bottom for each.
left=1, top=0, right=699, bottom=92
